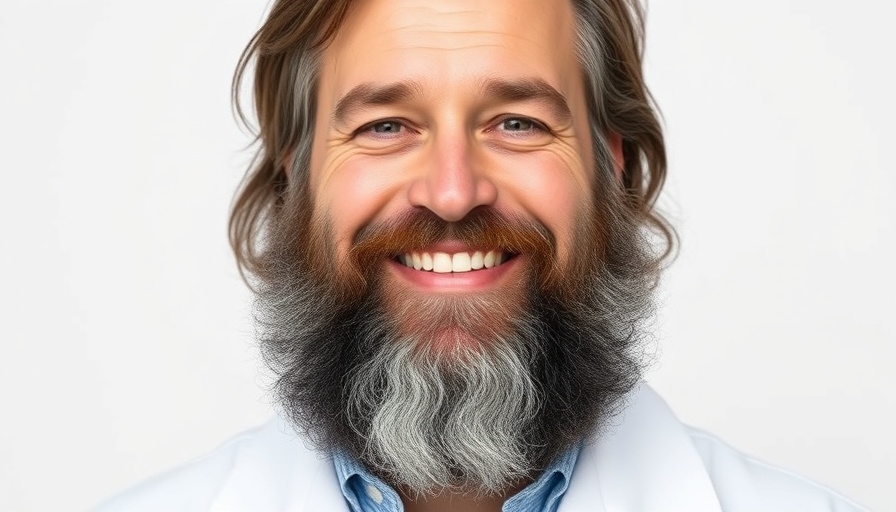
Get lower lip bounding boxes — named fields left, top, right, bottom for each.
left=387, top=256, right=521, bottom=293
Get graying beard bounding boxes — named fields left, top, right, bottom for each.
left=257, top=207, right=655, bottom=497
left=346, top=317, right=540, bottom=496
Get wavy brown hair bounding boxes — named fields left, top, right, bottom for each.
left=230, top=0, right=674, bottom=282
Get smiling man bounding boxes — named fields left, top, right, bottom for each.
left=98, top=0, right=867, bottom=511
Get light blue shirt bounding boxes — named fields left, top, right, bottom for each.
left=333, top=444, right=580, bottom=512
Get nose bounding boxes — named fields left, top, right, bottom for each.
left=406, top=131, right=498, bottom=222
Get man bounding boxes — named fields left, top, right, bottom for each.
left=98, top=0, right=867, bottom=510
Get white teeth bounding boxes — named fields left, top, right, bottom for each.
left=452, top=252, right=472, bottom=272
left=471, top=251, right=484, bottom=270
left=432, top=252, right=452, bottom=273
left=399, top=250, right=508, bottom=273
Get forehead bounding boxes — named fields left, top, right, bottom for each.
left=321, top=0, right=580, bottom=97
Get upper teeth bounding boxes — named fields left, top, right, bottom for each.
left=400, top=250, right=506, bottom=273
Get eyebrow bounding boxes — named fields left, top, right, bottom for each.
left=332, top=81, right=422, bottom=126
left=479, top=77, right=572, bottom=124
left=331, top=77, right=573, bottom=126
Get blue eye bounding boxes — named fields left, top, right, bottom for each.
left=501, top=117, right=536, bottom=131
left=370, top=120, right=403, bottom=134
left=351, top=118, right=423, bottom=146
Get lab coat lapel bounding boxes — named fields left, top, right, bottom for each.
left=208, top=415, right=348, bottom=511
left=559, top=384, right=722, bottom=512
left=300, top=456, right=351, bottom=511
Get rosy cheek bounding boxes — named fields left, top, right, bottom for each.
left=317, top=156, right=406, bottom=251
left=495, top=151, right=590, bottom=264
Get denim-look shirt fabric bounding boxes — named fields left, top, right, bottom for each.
left=333, top=445, right=580, bottom=512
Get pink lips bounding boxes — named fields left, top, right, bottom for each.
left=388, top=253, right=520, bottom=293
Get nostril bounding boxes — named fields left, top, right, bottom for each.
left=405, top=158, right=498, bottom=222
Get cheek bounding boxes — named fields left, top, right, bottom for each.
left=494, top=151, right=591, bottom=265
left=314, top=154, right=407, bottom=253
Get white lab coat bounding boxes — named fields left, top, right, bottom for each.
left=96, top=384, right=868, bottom=511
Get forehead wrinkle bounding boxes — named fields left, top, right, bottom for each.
left=332, top=80, right=426, bottom=126
left=389, top=26, right=540, bottom=49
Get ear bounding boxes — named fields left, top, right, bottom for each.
left=607, top=132, right=624, bottom=181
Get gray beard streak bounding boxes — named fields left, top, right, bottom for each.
left=346, top=325, right=540, bottom=496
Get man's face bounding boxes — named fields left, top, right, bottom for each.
left=260, top=0, right=649, bottom=496
left=308, top=0, right=596, bottom=345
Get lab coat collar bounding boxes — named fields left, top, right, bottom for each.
left=560, top=383, right=722, bottom=512
left=208, top=415, right=346, bottom=511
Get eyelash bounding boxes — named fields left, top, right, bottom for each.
left=356, top=119, right=409, bottom=138
left=493, top=116, right=548, bottom=135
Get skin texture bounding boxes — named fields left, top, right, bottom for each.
left=310, top=0, right=595, bottom=272
left=306, top=0, right=604, bottom=509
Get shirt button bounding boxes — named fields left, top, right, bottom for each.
left=366, top=484, right=384, bottom=504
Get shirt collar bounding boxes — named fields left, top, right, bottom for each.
left=503, top=443, right=579, bottom=512
left=332, top=444, right=580, bottom=512
left=332, top=450, right=403, bottom=512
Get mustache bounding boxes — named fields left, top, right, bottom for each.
left=345, top=207, right=559, bottom=288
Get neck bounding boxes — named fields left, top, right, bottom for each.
left=399, top=481, right=530, bottom=512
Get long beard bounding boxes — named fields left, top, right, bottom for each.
left=256, top=194, right=656, bottom=496
left=346, top=306, right=540, bottom=495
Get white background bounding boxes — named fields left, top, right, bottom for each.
left=0, top=1, right=892, bottom=510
